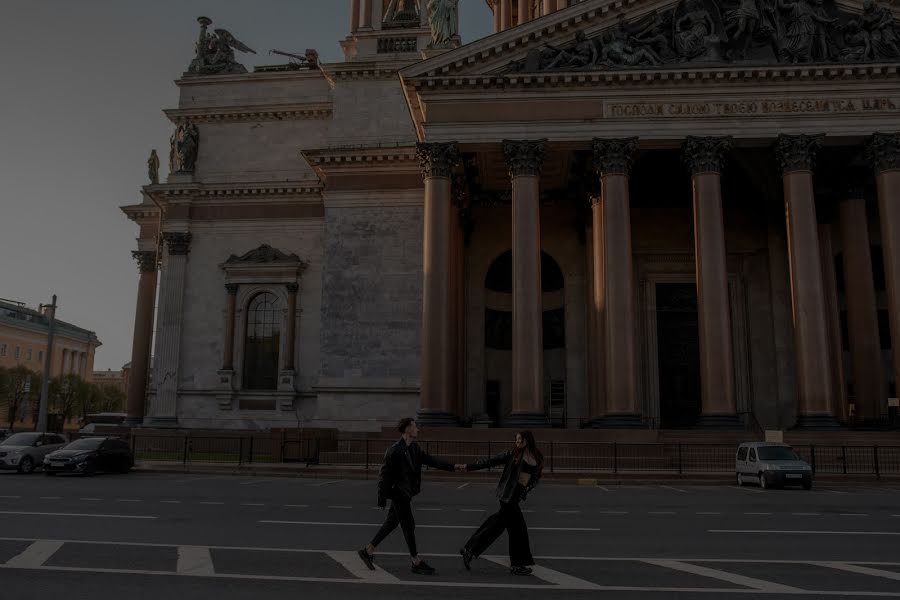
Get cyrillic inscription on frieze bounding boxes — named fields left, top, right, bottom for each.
left=605, top=97, right=900, bottom=118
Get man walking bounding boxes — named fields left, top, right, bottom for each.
left=358, top=417, right=455, bottom=574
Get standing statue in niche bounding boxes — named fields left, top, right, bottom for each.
left=427, top=0, right=460, bottom=49
left=188, top=16, right=256, bottom=75
left=147, top=149, right=160, bottom=184
left=169, top=122, right=199, bottom=174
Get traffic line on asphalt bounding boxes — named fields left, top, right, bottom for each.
left=326, top=550, right=401, bottom=583
left=641, top=559, right=803, bottom=593
left=0, top=496, right=22, bottom=499
left=659, top=485, right=688, bottom=493
left=4, top=540, right=64, bottom=568
left=310, top=480, right=340, bottom=487
left=457, top=483, right=469, bottom=489
left=710, top=529, right=900, bottom=536
left=0, top=510, right=156, bottom=520
left=485, top=556, right=600, bottom=589
left=418, top=508, right=441, bottom=511
left=176, top=546, right=215, bottom=576
left=258, top=520, right=624, bottom=532
left=815, top=562, right=900, bottom=582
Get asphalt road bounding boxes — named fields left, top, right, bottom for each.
left=1, top=471, right=899, bottom=599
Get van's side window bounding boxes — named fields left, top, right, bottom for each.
left=737, top=447, right=748, bottom=461
left=749, top=448, right=757, bottom=462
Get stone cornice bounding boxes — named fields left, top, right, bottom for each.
left=303, top=145, right=421, bottom=178
left=120, top=202, right=161, bottom=222
left=164, top=103, right=333, bottom=124
left=405, top=63, right=900, bottom=92
left=176, top=69, right=326, bottom=86
left=144, top=182, right=323, bottom=205
left=319, top=60, right=417, bottom=83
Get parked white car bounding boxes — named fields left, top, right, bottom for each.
left=736, top=442, right=813, bottom=490
left=0, top=432, right=68, bottom=474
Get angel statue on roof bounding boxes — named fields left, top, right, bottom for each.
left=188, top=16, right=257, bottom=75
left=427, top=0, right=460, bottom=49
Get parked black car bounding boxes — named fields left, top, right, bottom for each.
left=43, top=437, right=133, bottom=475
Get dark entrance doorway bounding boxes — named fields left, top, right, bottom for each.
left=656, top=283, right=702, bottom=428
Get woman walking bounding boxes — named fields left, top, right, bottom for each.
left=458, top=431, right=543, bottom=576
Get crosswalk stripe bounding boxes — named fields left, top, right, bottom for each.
left=641, top=559, right=804, bottom=593
left=484, top=556, right=600, bottom=589
left=815, top=562, right=900, bottom=581
left=5, top=540, right=64, bottom=568
left=176, top=546, right=215, bottom=576
left=326, top=550, right=400, bottom=583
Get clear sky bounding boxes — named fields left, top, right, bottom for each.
left=0, top=1, right=493, bottom=371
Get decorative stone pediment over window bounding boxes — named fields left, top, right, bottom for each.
left=221, top=244, right=308, bottom=283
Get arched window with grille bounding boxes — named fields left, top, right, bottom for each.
left=242, top=292, right=280, bottom=390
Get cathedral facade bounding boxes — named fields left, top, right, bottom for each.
left=122, top=0, right=900, bottom=432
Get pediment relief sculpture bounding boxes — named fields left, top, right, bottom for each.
left=225, top=244, right=305, bottom=266
left=506, top=0, right=899, bottom=71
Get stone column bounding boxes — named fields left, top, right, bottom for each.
left=775, top=134, right=838, bottom=428
left=222, top=284, right=238, bottom=371
left=501, top=0, right=513, bottom=30
left=351, top=0, right=360, bottom=32
left=682, top=136, right=739, bottom=427
left=150, top=231, right=191, bottom=426
left=543, top=0, right=555, bottom=15
left=60, top=349, right=67, bottom=377
left=868, top=132, right=900, bottom=414
left=557, top=0, right=568, bottom=9
left=592, top=138, right=641, bottom=426
left=840, top=197, right=885, bottom=420
left=362, top=0, right=373, bottom=28
left=283, top=282, right=299, bottom=371
left=586, top=221, right=605, bottom=424
left=455, top=209, right=467, bottom=420
left=416, top=142, right=460, bottom=425
left=493, top=0, right=502, bottom=32
left=504, top=139, right=548, bottom=426
left=819, top=224, right=847, bottom=422
left=518, top=0, right=530, bottom=24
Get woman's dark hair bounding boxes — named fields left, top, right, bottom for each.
left=515, top=430, right=544, bottom=468
left=397, top=417, right=415, bottom=433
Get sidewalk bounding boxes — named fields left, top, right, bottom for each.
left=134, top=461, right=897, bottom=485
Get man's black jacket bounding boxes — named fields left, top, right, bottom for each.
left=377, top=438, right=454, bottom=505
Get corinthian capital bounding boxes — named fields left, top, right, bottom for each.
left=416, top=142, right=460, bottom=179
left=775, top=134, right=824, bottom=174
left=682, top=136, right=733, bottom=175
left=131, top=250, right=158, bottom=273
left=503, top=139, right=547, bottom=178
left=592, top=137, right=638, bottom=176
left=163, top=231, right=192, bottom=256
left=866, top=132, right=900, bottom=173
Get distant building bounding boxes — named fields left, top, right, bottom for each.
left=0, top=298, right=101, bottom=381
left=92, top=365, right=130, bottom=394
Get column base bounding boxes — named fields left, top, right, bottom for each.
left=793, top=414, right=843, bottom=430
left=695, top=414, right=744, bottom=429
left=415, top=410, right=459, bottom=426
left=590, top=414, right=644, bottom=429
left=504, top=412, right=550, bottom=428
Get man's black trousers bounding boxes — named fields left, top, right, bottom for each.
left=371, top=495, right=417, bottom=556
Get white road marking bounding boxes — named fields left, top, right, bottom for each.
left=642, top=559, right=803, bottom=592
left=660, top=485, right=688, bottom=493
left=822, top=489, right=849, bottom=495
left=815, top=562, right=900, bottom=582
left=893, top=515, right=900, bottom=518
left=457, top=483, right=469, bottom=489
left=522, top=509, right=535, bottom=513
left=240, top=479, right=277, bottom=485
left=485, top=556, right=600, bottom=589
left=39, top=496, right=61, bottom=500
left=711, top=529, right=900, bottom=536
left=326, top=550, right=400, bottom=583
left=460, top=509, right=483, bottom=512
left=0, top=511, right=156, bottom=520
left=176, top=545, right=215, bottom=576
left=310, top=480, right=340, bottom=487
left=5, top=540, right=64, bottom=568
left=0, top=496, right=22, bottom=499
left=597, top=486, right=611, bottom=492
left=418, top=508, right=441, bottom=511
left=259, top=520, right=620, bottom=532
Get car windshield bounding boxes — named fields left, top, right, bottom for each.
left=757, top=446, right=800, bottom=461
left=64, top=438, right=105, bottom=451
left=0, top=433, right=40, bottom=446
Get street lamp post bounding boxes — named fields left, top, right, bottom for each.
left=37, top=294, right=57, bottom=433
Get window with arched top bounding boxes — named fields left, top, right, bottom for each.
left=242, top=292, right=280, bottom=390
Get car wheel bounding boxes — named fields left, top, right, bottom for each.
left=736, top=473, right=743, bottom=486
left=758, top=472, right=767, bottom=489
left=17, top=456, right=35, bottom=474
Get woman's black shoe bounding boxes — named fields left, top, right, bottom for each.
left=411, top=560, right=436, bottom=575
left=460, top=548, right=473, bottom=571
left=510, top=566, right=533, bottom=576
left=357, top=548, right=375, bottom=571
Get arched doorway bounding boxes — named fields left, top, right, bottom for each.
left=483, top=250, right=566, bottom=426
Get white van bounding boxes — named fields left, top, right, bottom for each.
left=735, top=442, right=813, bottom=490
